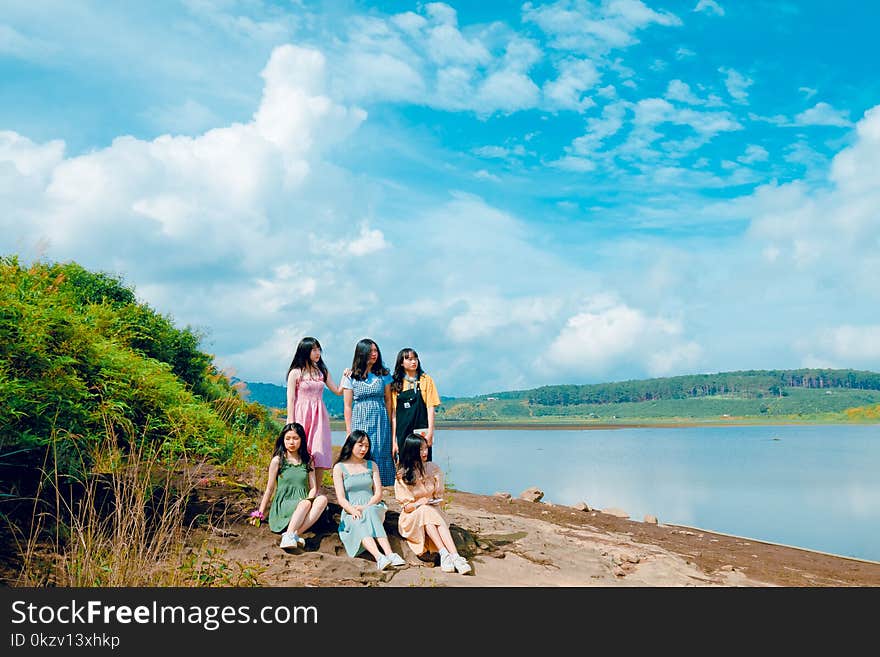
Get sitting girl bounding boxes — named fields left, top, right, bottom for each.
left=251, top=422, right=329, bottom=550
left=394, top=433, right=471, bottom=574
left=332, top=430, right=407, bottom=571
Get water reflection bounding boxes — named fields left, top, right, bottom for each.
left=334, top=424, right=880, bottom=561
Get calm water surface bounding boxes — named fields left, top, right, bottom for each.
left=335, top=424, right=880, bottom=561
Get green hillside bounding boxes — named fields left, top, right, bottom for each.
left=437, top=369, right=880, bottom=424
left=0, top=256, right=275, bottom=480
left=239, top=380, right=344, bottom=418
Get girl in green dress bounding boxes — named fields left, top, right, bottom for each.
left=251, top=422, right=329, bottom=550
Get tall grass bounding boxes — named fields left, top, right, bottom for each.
left=9, top=426, right=261, bottom=587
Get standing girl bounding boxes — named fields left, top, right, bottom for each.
left=286, top=337, right=345, bottom=488
left=394, top=433, right=471, bottom=574
left=332, top=430, right=407, bottom=571
left=251, top=422, right=329, bottom=550
left=341, top=338, right=395, bottom=487
left=390, top=347, right=441, bottom=462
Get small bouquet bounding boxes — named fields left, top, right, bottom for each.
left=248, top=510, right=265, bottom=527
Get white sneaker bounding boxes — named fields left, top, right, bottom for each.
left=388, top=553, right=407, bottom=567
left=296, top=534, right=306, bottom=548
left=376, top=554, right=392, bottom=571
left=279, top=532, right=298, bottom=549
left=452, top=555, right=472, bottom=575
left=440, top=553, right=455, bottom=572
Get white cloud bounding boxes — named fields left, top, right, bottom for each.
left=798, top=86, right=818, bottom=99
left=0, top=130, right=65, bottom=176
left=746, top=105, right=880, bottom=300
left=523, top=0, right=681, bottom=55
left=794, top=102, right=853, bottom=127
left=694, top=0, right=725, bottom=16
left=474, top=169, right=501, bottom=182
left=614, top=97, right=742, bottom=160
left=664, top=79, right=703, bottom=105
left=546, top=299, right=701, bottom=377
left=675, top=47, right=695, bottom=59
left=551, top=155, right=597, bottom=172
left=797, top=326, right=880, bottom=366
left=571, top=101, right=627, bottom=154
left=476, top=70, right=542, bottom=114
left=542, top=58, right=601, bottom=112
left=473, top=145, right=526, bottom=159
left=748, top=112, right=789, bottom=125
left=737, top=144, right=769, bottom=164
left=719, top=67, right=753, bottom=104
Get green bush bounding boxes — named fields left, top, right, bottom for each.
left=0, top=255, right=276, bottom=480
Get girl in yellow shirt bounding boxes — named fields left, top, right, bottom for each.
left=389, top=348, right=441, bottom=462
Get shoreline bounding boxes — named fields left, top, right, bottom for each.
left=329, top=419, right=880, bottom=431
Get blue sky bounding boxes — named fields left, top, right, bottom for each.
left=2, top=1, right=879, bottom=396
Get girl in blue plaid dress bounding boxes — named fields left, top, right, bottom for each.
left=341, top=339, right=395, bottom=486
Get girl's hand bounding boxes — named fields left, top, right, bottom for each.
left=425, top=428, right=434, bottom=446
left=248, top=510, right=265, bottom=527
left=350, top=505, right=362, bottom=520
left=343, top=368, right=352, bottom=378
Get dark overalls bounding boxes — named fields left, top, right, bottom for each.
left=395, top=379, right=432, bottom=462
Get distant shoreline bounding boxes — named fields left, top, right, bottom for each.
left=328, top=418, right=880, bottom=431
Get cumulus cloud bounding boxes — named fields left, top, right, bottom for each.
left=746, top=104, right=880, bottom=304
left=797, top=326, right=880, bottom=367
left=546, top=299, right=702, bottom=377
left=794, top=102, right=853, bottom=127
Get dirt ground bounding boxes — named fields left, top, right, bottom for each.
left=3, top=462, right=877, bottom=588
left=189, top=471, right=880, bottom=588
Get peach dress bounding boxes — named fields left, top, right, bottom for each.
left=393, top=462, right=448, bottom=556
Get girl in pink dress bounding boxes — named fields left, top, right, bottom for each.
left=286, top=337, right=346, bottom=488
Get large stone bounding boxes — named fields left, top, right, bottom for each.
left=573, top=501, right=592, bottom=512
left=602, top=507, right=629, bottom=519
left=518, top=486, right=544, bottom=503
left=494, top=491, right=512, bottom=499
left=643, top=514, right=659, bottom=525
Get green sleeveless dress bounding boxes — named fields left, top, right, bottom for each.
left=268, top=460, right=310, bottom=533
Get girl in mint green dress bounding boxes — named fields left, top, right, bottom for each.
left=252, top=423, right=329, bottom=550
left=331, top=430, right=407, bottom=571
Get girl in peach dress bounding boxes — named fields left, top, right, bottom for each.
left=394, top=433, right=471, bottom=574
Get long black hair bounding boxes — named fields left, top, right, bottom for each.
left=396, top=433, right=427, bottom=485
left=334, top=430, right=371, bottom=464
left=350, top=338, right=389, bottom=380
left=286, top=337, right=329, bottom=381
left=391, top=347, right=425, bottom=393
left=273, top=422, right=312, bottom=476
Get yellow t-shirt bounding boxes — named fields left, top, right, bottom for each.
left=390, top=373, right=441, bottom=416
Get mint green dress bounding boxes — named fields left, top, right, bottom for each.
left=268, top=460, right=310, bottom=533
left=337, top=461, right=387, bottom=557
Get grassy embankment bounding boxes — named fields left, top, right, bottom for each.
left=0, top=256, right=279, bottom=586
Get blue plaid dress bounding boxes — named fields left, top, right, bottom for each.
left=344, top=373, right=395, bottom=486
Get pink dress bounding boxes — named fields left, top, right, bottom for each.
left=293, top=375, right=332, bottom=468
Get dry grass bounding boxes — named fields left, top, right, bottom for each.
left=8, top=427, right=261, bottom=587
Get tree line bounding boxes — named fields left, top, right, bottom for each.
left=477, top=369, right=880, bottom=407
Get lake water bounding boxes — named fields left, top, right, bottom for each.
left=334, top=424, right=880, bottom=562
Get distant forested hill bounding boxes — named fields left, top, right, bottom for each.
left=240, top=381, right=344, bottom=418
left=437, top=369, right=880, bottom=423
